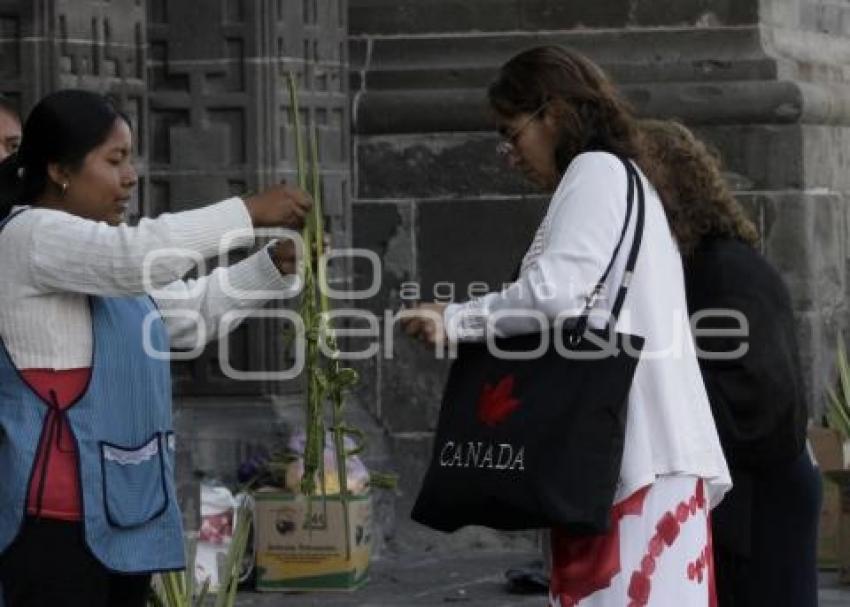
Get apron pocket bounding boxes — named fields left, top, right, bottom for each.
left=100, top=433, right=168, bottom=528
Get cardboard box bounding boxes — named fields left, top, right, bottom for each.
left=254, top=491, right=371, bottom=591
left=823, top=469, right=850, bottom=583
left=811, top=426, right=844, bottom=471
left=822, top=468, right=850, bottom=584
left=820, top=478, right=842, bottom=569
left=811, top=426, right=844, bottom=569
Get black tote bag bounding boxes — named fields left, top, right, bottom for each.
left=411, top=158, right=646, bottom=535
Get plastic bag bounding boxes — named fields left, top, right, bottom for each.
left=284, top=430, right=369, bottom=495
left=195, top=482, right=253, bottom=592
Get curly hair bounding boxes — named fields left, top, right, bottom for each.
left=637, top=119, right=759, bottom=256
left=488, top=45, right=644, bottom=174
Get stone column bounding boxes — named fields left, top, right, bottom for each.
left=147, top=0, right=353, bottom=528
left=147, top=0, right=350, bottom=398
left=349, top=0, right=850, bottom=549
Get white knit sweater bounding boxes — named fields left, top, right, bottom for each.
left=0, top=197, right=294, bottom=370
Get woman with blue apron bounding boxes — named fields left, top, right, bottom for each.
left=0, top=89, right=311, bottom=607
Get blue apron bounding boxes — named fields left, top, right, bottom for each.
left=0, top=210, right=185, bottom=572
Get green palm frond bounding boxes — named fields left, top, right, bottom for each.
left=149, top=500, right=251, bottom=607
left=826, top=336, right=850, bottom=440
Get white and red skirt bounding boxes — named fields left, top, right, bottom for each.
left=549, top=476, right=716, bottom=607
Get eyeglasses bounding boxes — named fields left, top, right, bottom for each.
left=496, top=103, right=548, bottom=157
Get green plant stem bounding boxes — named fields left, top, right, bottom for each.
left=214, top=500, right=252, bottom=607
left=306, top=122, right=354, bottom=556
left=827, top=336, right=850, bottom=440
left=288, top=71, right=324, bottom=499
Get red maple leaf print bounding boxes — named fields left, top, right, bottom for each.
left=477, top=374, right=521, bottom=426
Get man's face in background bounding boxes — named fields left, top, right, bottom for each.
left=0, top=108, right=22, bottom=162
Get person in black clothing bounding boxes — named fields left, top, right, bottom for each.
left=640, top=119, right=820, bottom=607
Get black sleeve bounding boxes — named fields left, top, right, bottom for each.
left=687, top=246, right=807, bottom=469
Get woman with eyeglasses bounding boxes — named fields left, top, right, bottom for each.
left=403, top=46, right=731, bottom=606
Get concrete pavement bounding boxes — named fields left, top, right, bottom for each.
left=233, top=551, right=850, bottom=606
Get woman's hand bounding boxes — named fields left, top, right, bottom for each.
left=401, top=303, right=448, bottom=346
left=244, top=183, right=313, bottom=229
left=269, top=239, right=297, bottom=275
left=268, top=233, right=332, bottom=275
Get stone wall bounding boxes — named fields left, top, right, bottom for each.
left=349, top=0, right=850, bottom=550
left=0, top=0, right=147, bottom=192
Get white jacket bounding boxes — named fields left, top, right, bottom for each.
left=445, top=152, right=731, bottom=507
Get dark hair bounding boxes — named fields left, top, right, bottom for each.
left=638, top=119, right=758, bottom=255
left=0, top=95, right=19, bottom=121
left=0, top=89, right=126, bottom=218
left=488, top=45, right=644, bottom=175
